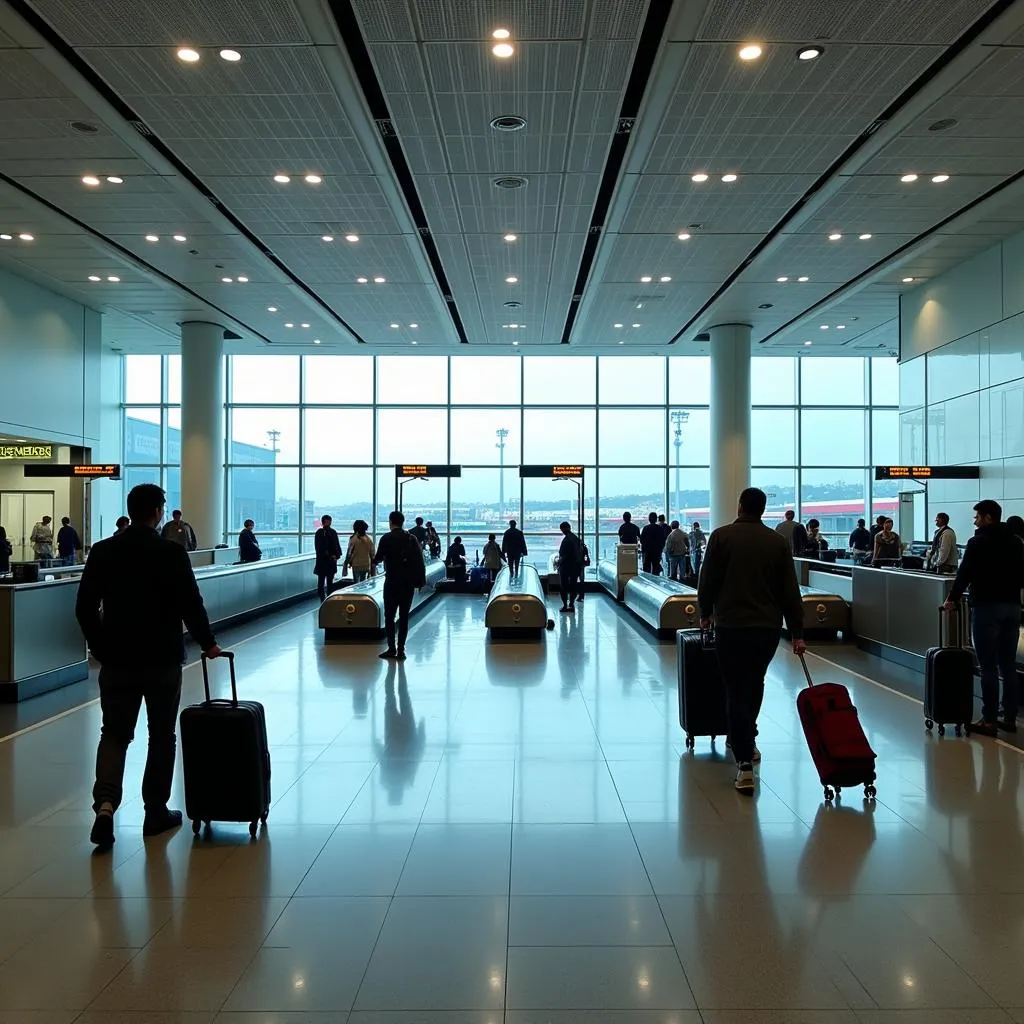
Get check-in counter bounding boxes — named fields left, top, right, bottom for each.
left=794, top=557, right=852, bottom=587
left=484, top=564, right=548, bottom=635
left=0, top=554, right=318, bottom=702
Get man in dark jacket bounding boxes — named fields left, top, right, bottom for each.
left=409, top=516, right=428, bottom=548
left=238, top=519, right=262, bottom=563
left=944, top=499, right=1024, bottom=736
left=76, top=483, right=221, bottom=848
left=640, top=512, right=665, bottom=575
left=374, top=510, right=427, bottom=660
left=698, top=487, right=805, bottom=794
left=314, top=514, right=342, bottom=600
left=501, top=518, right=528, bottom=576
left=557, top=520, right=583, bottom=612
left=161, top=509, right=197, bottom=551
left=618, top=512, right=641, bottom=545
left=56, top=516, right=82, bottom=565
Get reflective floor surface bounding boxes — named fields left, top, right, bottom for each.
left=1, top=593, right=1023, bottom=1023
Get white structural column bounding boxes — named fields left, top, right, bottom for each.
left=709, top=323, right=752, bottom=530
left=180, top=321, right=225, bottom=548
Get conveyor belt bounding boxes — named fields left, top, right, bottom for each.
left=485, top=564, right=549, bottom=636
left=319, top=558, right=445, bottom=641
left=622, top=572, right=701, bottom=636
left=798, top=585, right=850, bottom=638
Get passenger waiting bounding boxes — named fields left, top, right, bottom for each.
left=409, top=516, right=428, bottom=548
left=688, top=521, right=707, bottom=576
left=57, top=516, right=82, bottom=565
left=640, top=512, right=665, bottom=575
left=849, top=518, right=872, bottom=564
left=161, top=510, right=197, bottom=551
left=30, top=515, right=53, bottom=563
left=501, top=519, right=527, bottom=576
left=657, top=514, right=672, bottom=546
left=373, top=510, right=427, bottom=661
left=618, top=511, right=641, bottom=545
left=113, top=516, right=130, bottom=536
left=481, top=533, right=504, bottom=582
left=926, top=512, right=959, bottom=575
left=344, top=519, right=375, bottom=582
left=801, top=519, right=829, bottom=558
left=313, top=514, right=342, bottom=601
left=425, top=521, right=441, bottom=559
left=238, top=519, right=262, bottom=563
left=446, top=536, right=468, bottom=579
left=665, top=520, right=691, bottom=581
left=775, top=509, right=798, bottom=549
left=557, top=520, right=584, bottom=613
left=869, top=514, right=887, bottom=541
left=872, top=518, right=901, bottom=565
left=1005, top=515, right=1024, bottom=550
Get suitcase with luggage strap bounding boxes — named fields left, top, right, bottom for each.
left=676, top=627, right=729, bottom=750
left=924, top=604, right=973, bottom=737
left=796, top=655, right=877, bottom=802
left=179, top=652, right=271, bottom=838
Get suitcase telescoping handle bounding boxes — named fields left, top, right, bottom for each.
left=201, top=651, right=236, bottom=705
left=938, top=602, right=963, bottom=649
left=798, top=653, right=815, bottom=688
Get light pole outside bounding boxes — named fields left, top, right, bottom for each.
left=671, top=410, right=689, bottom=522
left=495, top=427, right=509, bottom=517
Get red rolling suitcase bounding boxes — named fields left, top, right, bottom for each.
left=796, top=655, right=877, bottom=803
left=179, top=652, right=271, bottom=838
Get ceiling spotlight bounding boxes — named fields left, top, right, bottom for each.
left=237, top=275, right=249, bottom=283
left=106, top=176, right=123, bottom=184
left=82, top=175, right=101, bottom=186
left=836, top=324, right=846, bottom=329
left=902, top=276, right=915, bottom=283
left=312, top=338, right=321, bottom=344
left=804, top=340, right=813, bottom=346
left=677, top=232, right=691, bottom=240
left=176, top=47, right=201, bottom=63
left=798, top=276, right=809, bottom=282
left=322, top=235, right=334, bottom=242
left=691, top=173, right=709, bottom=183
left=409, top=323, right=419, bottom=328
left=345, top=234, right=359, bottom=243
left=268, top=306, right=278, bottom=312
left=614, top=323, right=623, bottom=328
left=859, top=233, right=872, bottom=240
left=88, top=275, right=100, bottom=281
left=173, top=234, right=187, bottom=242
left=660, top=276, right=672, bottom=282
left=219, top=49, right=242, bottom=62
left=503, top=233, right=517, bottom=242
left=106, top=275, right=120, bottom=282
left=757, top=303, right=774, bottom=309
left=390, top=323, right=400, bottom=328
left=512, top=340, right=519, bottom=346
left=411, top=340, right=418, bottom=346
left=145, top=234, right=159, bottom=242
left=931, top=174, right=950, bottom=183
left=492, top=28, right=511, bottom=39
left=285, top=322, right=295, bottom=328
left=506, top=276, right=518, bottom=283
left=632, top=323, right=641, bottom=328
left=304, top=174, right=323, bottom=184
left=640, top=275, right=652, bottom=283
left=18, top=233, right=34, bottom=241
left=618, top=340, right=625, bottom=345
left=373, top=276, right=386, bottom=284
left=777, top=276, right=789, bottom=283
left=738, top=44, right=763, bottom=61
left=797, top=45, right=823, bottom=61
left=0, top=233, right=11, bottom=240
left=900, top=173, right=918, bottom=183
left=301, top=322, right=310, bottom=328
left=819, top=324, right=829, bottom=330
left=721, top=173, right=738, bottom=182
left=221, top=277, right=233, bottom=283
left=492, top=42, right=515, bottom=58
left=273, top=174, right=290, bottom=184
left=357, top=277, right=368, bottom=284
left=828, top=232, right=842, bottom=241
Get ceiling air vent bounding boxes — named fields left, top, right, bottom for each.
left=494, top=176, right=528, bottom=190
left=490, top=115, right=527, bottom=132
left=503, top=300, right=522, bottom=309
left=68, top=120, right=100, bottom=135
left=928, top=118, right=958, bottom=132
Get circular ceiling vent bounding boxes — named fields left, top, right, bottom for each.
left=490, top=115, right=527, bottom=132
left=928, top=118, right=958, bottom=132
left=758, top=302, right=774, bottom=309
left=503, top=300, right=522, bottom=309
left=69, top=120, right=100, bottom=135
left=494, top=176, right=528, bottom=190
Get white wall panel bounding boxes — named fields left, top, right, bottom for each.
left=1002, top=230, right=1024, bottom=319
left=987, top=312, right=1024, bottom=387
left=926, top=331, right=981, bottom=404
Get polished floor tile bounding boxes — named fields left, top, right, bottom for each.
left=1, top=596, right=1023, bottom=1019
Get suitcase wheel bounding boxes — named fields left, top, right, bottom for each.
left=938, top=724, right=945, bottom=737
left=823, top=786, right=835, bottom=802
left=249, top=821, right=258, bottom=838
left=191, top=819, right=201, bottom=836
left=864, top=784, right=877, bottom=800
left=685, top=734, right=695, bottom=750
left=925, top=718, right=933, bottom=731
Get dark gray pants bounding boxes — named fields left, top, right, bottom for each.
left=714, top=627, right=781, bottom=765
left=93, top=664, right=183, bottom=813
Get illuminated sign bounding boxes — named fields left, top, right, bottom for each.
left=0, top=444, right=52, bottom=460
left=874, top=465, right=980, bottom=481
left=519, top=465, right=585, bottom=478
left=395, top=464, right=461, bottom=478
left=24, top=464, right=121, bottom=479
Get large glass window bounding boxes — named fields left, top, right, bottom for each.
left=669, top=408, right=710, bottom=465
left=377, top=356, right=447, bottom=404
left=751, top=357, right=797, bottom=406
left=231, top=355, right=300, bottom=404
left=450, top=410, right=522, bottom=465
left=228, top=467, right=299, bottom=533
left=377, top=409, right=448, bottom=464
left=450, top=356, right=521, bottom=405
left=668, top=357, right=711, bottom=405
left=125, top=355, right=162, bottom=404
left=302, top=468, right=373, bottom=531
left=599, top=409, right=665, bottom=465
left=523, top=356, right=595, bottom=405
left=598, top=356, right=665, bottom=405
left=800, top=409, right=866, bottom=466
left=303, top=409, right=373, bottom=464
left=800, top=357, right=866, bottom=406
left=303, top=355, right=373, bottom=404
left=230, top=408, right=300, bottom=463
left=523, top=409, right=596, bottom=463
left=751, top=409, right=796, bottom=466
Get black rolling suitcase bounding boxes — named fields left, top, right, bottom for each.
left=924, top=605, right=974, bottom=737
left=179, top=652, right=271, bottom=837
left=677, top=627, right=729, bottom=750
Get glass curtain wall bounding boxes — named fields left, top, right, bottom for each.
left=122, top=354, right=899, bottom=562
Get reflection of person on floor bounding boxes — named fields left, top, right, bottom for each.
left=375, top=662, right=426, bottom=803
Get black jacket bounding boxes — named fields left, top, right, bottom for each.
left=76, top=525, right=215, bottom=668
left=313, top=527, right=342, bottom=575
left=640, top=522, right=665, bottom=554
left=56, top=525, right=81, bottom=556
left=558, top=531, right=583, bottom=572
left=409, top=525, right=427, bottom=547
left=501, top=527, right=527, bottom=557
left=618, top=521, right=641, bottom=544
left=849, top=527, right=872, bottom=551
left=238, top=528, right=262, bottom=563
left=698, top=515, right=804, bottom=637
left=374, top=529, right=427, bottom=589
left=949, top=522, right=1024, bottom=606
left=446, top=541, right=466, bottom=565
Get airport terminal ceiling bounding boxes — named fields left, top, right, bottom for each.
left=1, top=0, right=1024, bottom=356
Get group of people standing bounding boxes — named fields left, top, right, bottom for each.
left=617, top=511, right=707, bottom=580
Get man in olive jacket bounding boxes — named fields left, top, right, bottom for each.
left=698, top=487, right=805, bottom=794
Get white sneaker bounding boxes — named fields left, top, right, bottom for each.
left=734, top=764, right=755, bottom=794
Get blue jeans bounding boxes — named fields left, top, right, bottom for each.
left=667, top=555, right=687, bottom=581
left=972, top=603, right=1020, bottom=723
left=352, top=569, right=369, bottom=583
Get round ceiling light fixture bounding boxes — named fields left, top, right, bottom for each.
left=304, top=173, right=323, bottom=184
left=677, top=232, right=691, bottom=241
left=900, top=173, right=918, bottom=183
left=691, top=172, right=709, bottom=183
left=738, top=44, right=763, bottom=61
left=505, top=276, right=518, bottom=284
left=81, top=175, right=101, bottom=186
left=490, top=115, right=527, bottom=132
left=503, top=233, right=517, bottom=242
left=88, top=275, right=100, bottom=281
left=18, top=233, right=33, bottom=241
left=797, top=45, right=823, bottom=60
left=106, top=176, right=123, bottom=184
left=173, top=234, right=187, bottom=242
left=145, top=234, right=159, bottom=242
left=492, top=42, right=515, bottom=58
left=931, top=173, right=950, bottom=183
left=492, top=28, right=511, bottom=39
left=828, top=232, right=842, bottom=241
left=345, top=234, right=359, bottom=243
left=322, top=235, right=334, bottom=242
left=902, top=277, right=915, bottom=283
left=721, top=173, right=738, bottom=183
left=273, top=174, right=290, bottom=184
left=494, top=176, right=528, bottom=190
left=798, top=276, right=809, bottom=282
left=176, top=47, right=200, bottom=63
left=859, top=233, right=872, bottom=240
left=777, top=276, right=789, bottom=283
left=219, top=49, right=242, bottom=62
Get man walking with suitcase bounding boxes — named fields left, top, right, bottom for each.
left=698, top=487, right=805, bottom=793
left=76, top=484, right=221, bottom=848
left=374, top=510, right=427, bottom=660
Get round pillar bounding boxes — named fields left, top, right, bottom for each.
left=180, top=321, right=225, bottom=548
left=709, top=323, right=752, bottom=530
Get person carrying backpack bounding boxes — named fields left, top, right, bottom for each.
left=373, top=510, right=427, bottom=661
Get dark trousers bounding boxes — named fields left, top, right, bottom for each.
left=317, top=571, right=335, bottom=602
left=558, top=568, right=577, bottom=608
left=972, top=603, right=1020, bottom=722
left=384, top=583, right=415, bottom=651
left=714, top=627, right=781, bottom=764
left=642, top=551, right=662, bottom=575
left=93, top=664, right=183, bottom=813
left=507, top=556, right=522, bottom=576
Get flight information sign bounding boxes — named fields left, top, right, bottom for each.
left=23, top=463, right=121, bottom=479
left=874, top=465, right=980, bottom=481
left=395, top=464, right=461, bottom=478
left=519, top=465, right=585, bottom=478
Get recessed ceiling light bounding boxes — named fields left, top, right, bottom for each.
left=273, top=174, right=290, bottom=184
left=618, top=340, right=625, bottom=345
left=859, top=233, right=872, bottom=240
left=721, top=173, right=738, bottom=182
left=492, top=42, right=515, bottom=58
left=640, top=275, right=652, bottom=283
left=931, top=174, right=950, bottom=183
left=503, top=233, right=517, bottom=242
left=18, top=233, right=33, bottom=241
left=312, top=338, right=321, bottom=344
left=836, top=324, right=846, bottom=329
left=88, top=275, right=100, bottom=281
left=738, top=44, right=763, bottom=61
left=677, top=232, right=691, bottom=241
left=81, top=175, right=101, bottom=186
left=221, top=277, right=233, bottom=283
left=797, top=45, right=823, bottom=60
left=409, top=323, right=418, bottom=328
left=900, top=173, right=918, bottom=183
left=691, top=173, right=709, bottom=183
left=285, top=322, right=295, bottom=328
left=301, top=323, right=310, bottom=329
left=390, top=322, right=400, bottom=328
left=819, top=324, right=829, bottom=330
left=512, top=340, right=519, bottom=346
left=237, top=275, right=248, bottom=283
left=357, top=277, right=368, bottom=284
left=614, top=323, right=623, bottom=328
left=492, top=28, right=511, bottom=39
left=268, top=306, right=278, bottom=312
left=902, top=277, right=915, bottom=283
left=660, top=275, right=672, bottom=282
left=506, top=276, right=518, bottom=283
left=106, top=176, right=123, bottom=184
left=636, top=303, right=644, bottom=309
left=322, top=235, right=334, bottom=242
left=345, top=234, right=359, bottom=243
left=173, top=234, right=187, bottom=242
left=777, top=276, right=789, bottom=283
left=304, top=174, right=323, bottom=185
left=411, top=340, right=418, bottom=346
left=828, top=232, right=842, bottom=241
left=0, top=233, right=11, bottom=240
left=176, top=47, right=200, bottom=63
left=219, top=49, right=242, bottom=62
left=632, top=323, right=641, bottom=328
left=798, top=276, right=809, bottom=282
left=106, top=275, right=120, bottom=282
left=373, top=276, right=386, bottom=284
left=804, top=340, right=813, bottom=346
left=145, top=234, right=159, bottom=242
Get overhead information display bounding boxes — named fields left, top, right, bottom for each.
left=874, top=465, right=980, bottom=480
left=23, top=464, right=121, bottom=479
left=519, top=465, right=585, bottom=478
left=395, top=464, right=462, bottom=478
